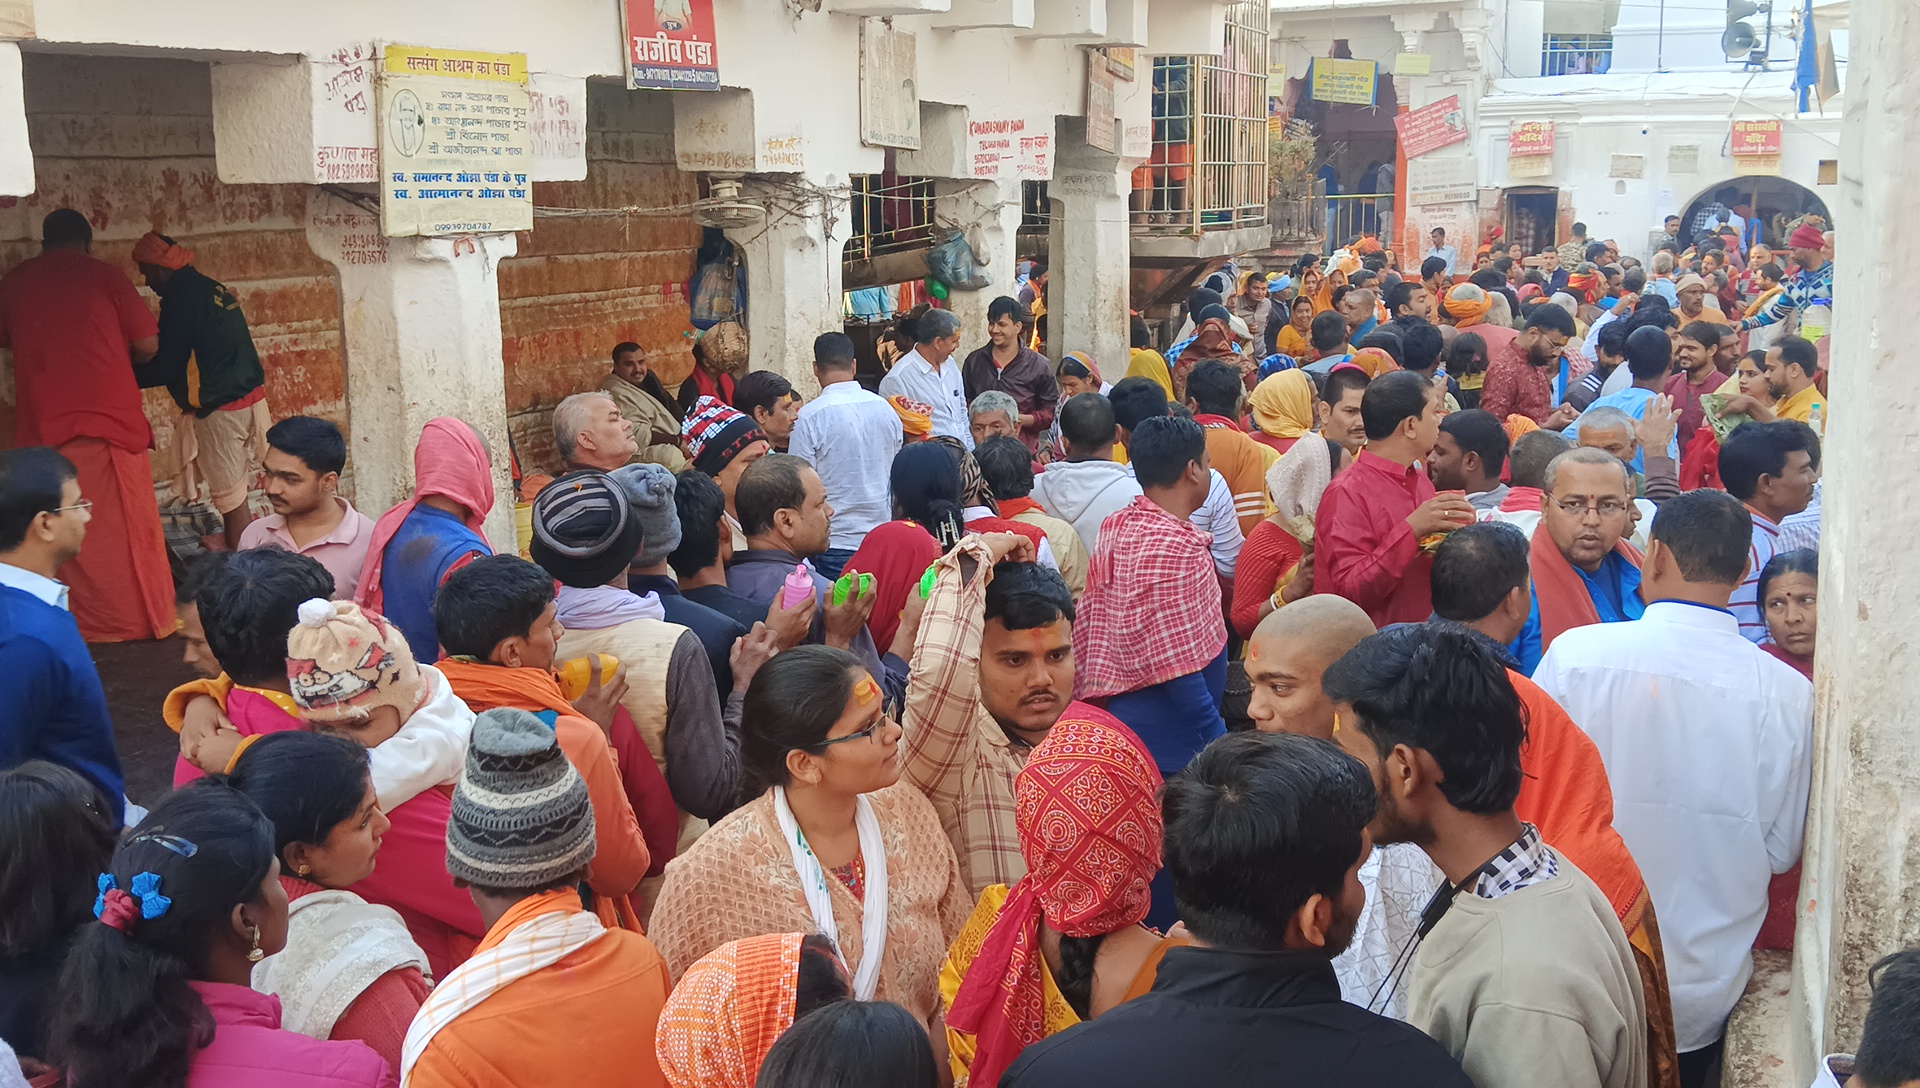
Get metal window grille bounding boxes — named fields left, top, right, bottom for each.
left=1542, top=33, right=1612, bottom=76
left=1021, top=180, right=1051, bottom=229
left=1136, top=1, right=1269, bottom=234
left=846, top=170, right=938, bottom=262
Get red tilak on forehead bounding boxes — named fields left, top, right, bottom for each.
left=853, top=676, right=880, bottom=706
left=1028, top=628, right=1050, bottom=654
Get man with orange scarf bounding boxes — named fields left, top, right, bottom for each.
left=132, top=229, right=270, bottom=549
left=1508, top=446, right=1644, bottom=674
left=0, top=209, right=174, bottom=643
left=942, top=714, right=1174, bottom=1088
left=355, top=417, right=495, bottom=661
left=1429, top=522, right=1681, bottom=1088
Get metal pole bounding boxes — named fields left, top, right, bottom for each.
left=1657, top=0, right=1666, bottom=71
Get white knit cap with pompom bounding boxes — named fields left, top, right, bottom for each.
left=297, top=598, right=336, bottom=628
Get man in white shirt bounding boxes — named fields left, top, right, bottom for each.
left=1533, top=490, right=1814, bottom=1085
left=878, top=307, right=970, bottom=446
left=788, top=332, right=902, bottom=580
left=1424, top=227, right=1459, bottom=273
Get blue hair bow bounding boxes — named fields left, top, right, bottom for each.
left=93, top=872, right=173, bottom=923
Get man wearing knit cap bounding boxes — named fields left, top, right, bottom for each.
left=616, top=463, right=750, bottom=697
left=132, top=230, right=270, bottom=549
left=403, top=707, right=672, bottom=1088
left=532, top=470, right=752, bottom=832
left=681, top=394, right=769, bottom=554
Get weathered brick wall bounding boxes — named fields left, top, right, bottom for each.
left=0, top=54, right=347, bottom=502
left=501, top=84, right=700, bottom=475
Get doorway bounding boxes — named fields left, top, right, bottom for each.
left=1503, top=188, right=1560, bottom=255
left=1679, top=176, right=1830, bottom=251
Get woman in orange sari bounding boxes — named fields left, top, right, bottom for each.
left=940, top=714, right=1179, bottom=1088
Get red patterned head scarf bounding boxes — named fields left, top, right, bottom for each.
left=354, top=417, right=494, bottom=612
left=945, top=713, right=1164, bottom=1088
left=656, top=933, right=805, bottom=1088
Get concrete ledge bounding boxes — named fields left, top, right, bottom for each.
left=1130, top=223, right=1270, bottom=261
left=1725, top=949, right=1798, bottom=1088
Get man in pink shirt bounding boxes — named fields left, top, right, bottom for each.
left=1316, top=371, right=1475, bottom=626
left=236, top=416, right=375, bottom=600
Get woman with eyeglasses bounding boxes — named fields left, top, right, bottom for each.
left=647, top=646, right=972, bottom=1027
left=47, top=782, right=394, bottom=1088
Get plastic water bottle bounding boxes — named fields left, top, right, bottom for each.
left=1807, top=400, right=1824, bottom=437
left=781, top=563, right=813, bottom=609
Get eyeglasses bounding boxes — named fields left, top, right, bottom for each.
left=1552, top=498, right=1631, bottom=518
left=810, top=717, right=890, bottom=750
left=51, top=500, right=93, bottom=516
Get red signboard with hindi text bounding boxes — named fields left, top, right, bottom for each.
left=1394, top=96, right=1469, bottom=159
left=623, top=0, right=720, bottom=91
left=1732, top=119, right=1783, bottom=157
left=1508, top=120, right=1555, bottom=157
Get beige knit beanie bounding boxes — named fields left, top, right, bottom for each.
left=286, top=598, right=426, bottom=724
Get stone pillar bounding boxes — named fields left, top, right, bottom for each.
left=936, top=177, right=1024, bottom=352
left=1046, top=129, right=1132, bottom=370
left=724, top=178, right=854, bottom=397
left=1727, top=2, right=1920, bottom=1083
left=305, top=190, right=518, bottom=552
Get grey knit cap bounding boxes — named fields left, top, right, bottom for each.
left=446, top=707, right=597, bottom=890
left=611, top=463, right=682, bottom=569
left=530, top=470, right=644, bottom=589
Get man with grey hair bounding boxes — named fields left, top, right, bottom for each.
left=1506, top=445, right=1645, bottom=674
left=969, top=389, right=1020, bottom=448
left=553, top=391, right=639, bottom=473
left=879, top=306, right=971, bottom=445
left=1647, top=250, right=1679, bottom=306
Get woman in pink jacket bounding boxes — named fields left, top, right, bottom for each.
left=46, top=782, right=394, bottom=1088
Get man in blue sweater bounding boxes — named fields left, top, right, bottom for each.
left=0, top=447, right=124, bottom=822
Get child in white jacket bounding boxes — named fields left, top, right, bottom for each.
left=285, top=598, right=475, bottom=810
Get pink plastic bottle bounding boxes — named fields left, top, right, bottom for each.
left=781, top=563, right=814, bottom=609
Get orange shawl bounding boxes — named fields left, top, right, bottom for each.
left=656, top=934, right=804, bottom=1088
left=432, top=658, right=654, bottom=929
left=1509, top=670, right=1646, bottom=926
left=1529, top=524, right=1643, bottom=651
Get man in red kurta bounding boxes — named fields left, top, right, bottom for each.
left=1315, top=371, right=1475, bottom=626
left=1476, top=305, right=1577, bottom=427
left=0, top=210, right=175, bottom=642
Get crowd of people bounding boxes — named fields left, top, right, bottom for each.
left=0, top=204, right=1907, bottom=1088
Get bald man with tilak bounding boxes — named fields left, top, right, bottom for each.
left=1245, top=594, right=1379, bottom=739
left=1245, top=594, right=1444, bottom=1022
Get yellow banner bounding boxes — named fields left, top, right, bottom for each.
left=384, top=44, right=528, bottom=83
left=1312, top=57, right=1377, bottom=106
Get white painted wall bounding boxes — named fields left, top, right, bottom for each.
left=1476, top=72, right=1840, bottom=258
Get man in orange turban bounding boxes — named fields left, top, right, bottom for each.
left=132, top=229, right=271, bottom=548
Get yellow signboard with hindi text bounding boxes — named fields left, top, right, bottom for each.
left=378, top=44, right=534, bottom=238
left=1311, top=57, right=1377, bottom=106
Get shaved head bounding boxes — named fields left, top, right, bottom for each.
left=1245, top=595, right=1377, bottom=739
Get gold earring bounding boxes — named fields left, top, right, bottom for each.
left=247, top=924, right=264, bottom=963
left=298, top=865, right=312, bottom=877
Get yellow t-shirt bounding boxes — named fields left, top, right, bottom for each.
left=1775, top=383, right=1828, bottom=432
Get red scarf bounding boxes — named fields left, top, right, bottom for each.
left=355, top=418, right=494, bottom=613
left=946, top=713, right=1163, bottom=1088
left=1191, top=413, right=1243, bottom=432
left=997, top=496, right=1045, bottom=519
left=1530, top=525, right=1643, bottom=651
left=1500, top=486, right=1543, bottom=513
